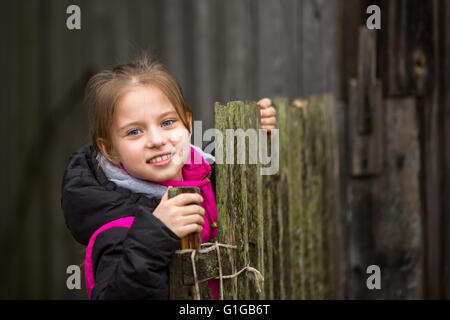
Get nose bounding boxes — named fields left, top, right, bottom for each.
left=145, top=127, right=168, bottom=148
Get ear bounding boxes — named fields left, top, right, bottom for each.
left=97, top=138, right=121, bottom=165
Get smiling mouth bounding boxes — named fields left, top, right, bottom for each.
left=147, top=152, right=175, bottom=164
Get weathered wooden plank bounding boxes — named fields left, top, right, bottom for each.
left=350, top=28, right=384, bottom=177
left=313, top=96, right=327, bottom=299
left=277, top=98, right=294, bottom=300
left=317, top=95, right=338, bottom=299
left=378, top=0, right=435, bottom=97
left=242, top=102, right=263, bottom=299
left=260, top=106, right=280, bottom=299
left=321, top=95, right=344, bottom=299
left=336, top=0, right=362, bottom=100
left=288, top=98, right=305, bottom=299
left=272, top=97, right=290, bottom=299
left=374, top=98, right=422, bottom=299
left=306, top=96, right=324, bottom=299
left=443, top=0, right=450, bottom=300
left=169, top=254, right=195, bottom=299
left=419, top=1, right=445, bottom=300
left=229, top=101, right=249, bottom=299
left=214, top=101, right=236, bottom=299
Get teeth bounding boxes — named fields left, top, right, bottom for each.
left=149, top=154, right=171, bottom=163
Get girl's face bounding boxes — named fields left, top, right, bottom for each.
left=107, top=84, right=191, bottom=182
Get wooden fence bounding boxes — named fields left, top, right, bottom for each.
left=169, top=95, right=342, bottom=299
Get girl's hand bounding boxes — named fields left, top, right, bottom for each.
left=153, top=187, right=205, bottom=239
left=257, top=98, right=277, bottom=133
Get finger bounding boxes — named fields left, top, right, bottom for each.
left=260, top=107, right=276, bottom=118
left=181, top=204, right=206, bottom=216
left=180, top=224, right=203, bottom=236
left=182, top=214, right=205, bottom=227
left=261, top=125, right=276, bottom=133
left=170, top=193, right=204, bottom=206
left=257, top=98, right=272, bottom=109
left=261, top=117, right=277, bottom=126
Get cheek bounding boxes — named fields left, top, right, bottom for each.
left=116, top=140, right=141, bottom=162
left=170, top=129, right=191, bottom=164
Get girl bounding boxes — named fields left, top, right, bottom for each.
left=61, top=55, right=276, bottom=300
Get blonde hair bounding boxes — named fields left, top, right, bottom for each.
left=85, top=54, right=193, bottom=156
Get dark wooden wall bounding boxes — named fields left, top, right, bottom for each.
left=339, top=0, right=450, bottom=299
left=376, top=0, right=450, bottom=299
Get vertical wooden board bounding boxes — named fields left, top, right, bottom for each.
left=308, top=96, right=321, bottom=299
left=256, top=125, right=265, bottom=300
left=374, top=98, right=422, bottom=299
left=229, top=101, right=249, bottom=299
left=378, top=0, right=408, bottom=96
left=317, top=95, right=335, bottom=299
left=349, top=79, right=384, bottom=177
left=169, top=255, right=193, bottom=299
left=262, top=174, right=274, bottom=299
left=267, top=99, right=284, bottom=299
left=347, top=180, right=375, bottom=299
left=214, top=102, right=236, bottom=299
left=347, top=79, right=374, bottom=297
left=321, top=95, right=344, bottom=299
left=419, top=0, right=443, bottom=300
left=242, top=102, right=262, bottom=299
left=270, top=173, right=281, bottom=299
left=294, top=98, right=309, bottom=300
left=288, top=99, right=305, bottom=299
left=272, top=97, right=290, bottom=299
left=378, top=0, right=435, bottom=97
left=336, top=0, right=361, bottom=100
left=307, top=96, right=325, bottom=299
left=301, top=99, right=312, bottom=299
left=331, top=98, right=349, bottom=299
left=443, top=0, right=450, bottom=299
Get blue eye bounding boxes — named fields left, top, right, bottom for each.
left=162, top=119, right=176, bottom=127
left=127, top=129, right=142, bottom=136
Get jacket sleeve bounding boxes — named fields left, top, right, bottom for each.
left=90, top=205, right=181, bottom=300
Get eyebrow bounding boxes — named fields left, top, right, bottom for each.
left=118, top=110, right=178, bottom=132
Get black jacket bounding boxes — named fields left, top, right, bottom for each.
left=60, top=143, right=216, bottom=299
